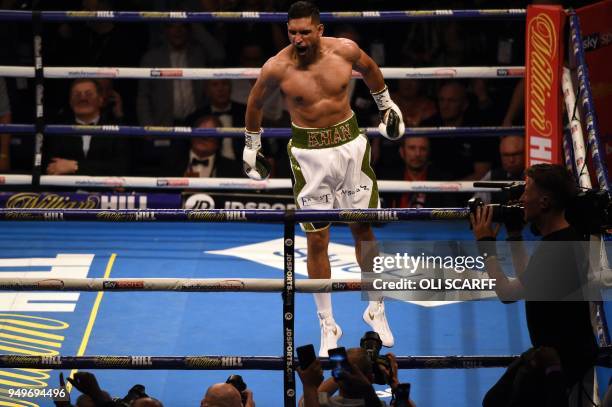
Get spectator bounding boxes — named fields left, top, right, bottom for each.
left=137, top=22, right=206, bottom=126
left=379, top=136, right=456, bottom=208
left=163, top=115, right=242, bottom=178
left=200, top=382, right=255, bottom=407
left=43, top=79, right=130, bottom=176
left=423, top=80, right=497, bottom=181
left=132, top=398, right=164, bottom=407
left=0, top=77, right=11, bottom=172
left=186, top=79, right=246, bottom=161
left=393, top=80, right=436, bottom=128
left=134, top=22, right=207, bottom=176
left=471, top=164, right=597, bottom=406
left=474, top=134, right=525, bottom=204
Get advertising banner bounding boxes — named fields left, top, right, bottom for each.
left=525, top=5, right=565, bottom=165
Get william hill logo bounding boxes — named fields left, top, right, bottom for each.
left=528, top=12, right=556, bottom=138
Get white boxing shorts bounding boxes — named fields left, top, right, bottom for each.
left=288, top=112, right=380, bottom=232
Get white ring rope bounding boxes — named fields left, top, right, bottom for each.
left=0, top=277, right=361, bottom=293
left=0, top=66, right=524, bottom=79
left=0, top=175, right=508, bottom=192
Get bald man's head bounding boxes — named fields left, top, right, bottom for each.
left=200, top=383, right=242, bottom=407
left=131, top=397, right=164, bottom=407
left=499, top=135, right=525, bottom=177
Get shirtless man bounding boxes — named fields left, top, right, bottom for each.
left=243, top=1, right=404, bottom=356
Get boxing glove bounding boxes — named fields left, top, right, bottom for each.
left=371, top=85, right=405, bottom=141
left=243, top=128, right=271, bottom=180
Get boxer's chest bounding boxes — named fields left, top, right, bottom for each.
left=281, top=58, right=352, bottom=103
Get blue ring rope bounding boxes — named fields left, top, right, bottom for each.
left=0, top=124, right=525, bottom=139
left=0, top=9, right=526, bottom=23
left=0, top=208, right=470, bottom=222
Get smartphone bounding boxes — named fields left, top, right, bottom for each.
left=297, top=344, right=317, bottom=370
left=327, top=347, right=351, bottom=379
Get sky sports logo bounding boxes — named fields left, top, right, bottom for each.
left=583, top=31, right=612, bottom=51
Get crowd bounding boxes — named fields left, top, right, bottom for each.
left=0, top=0, right=542, bottom=208
left=0, top=1, right=604, bottom=406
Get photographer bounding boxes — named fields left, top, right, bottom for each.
left=200, top=382, right=255, bottom=407
left=297, top=347, right=415, bottom=407
left=470, top=164, right=597, bottom=405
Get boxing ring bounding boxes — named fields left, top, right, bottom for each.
left=0, top=6, right=610, bottom=407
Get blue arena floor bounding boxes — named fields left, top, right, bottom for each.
left=0, top=220, right=602, bottom=406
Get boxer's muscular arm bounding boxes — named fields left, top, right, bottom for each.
left=338, top=38, right=386, bottom=93
left=245, top=58, right=282, bottom=132
left=338, top=38, right=405, bottom=141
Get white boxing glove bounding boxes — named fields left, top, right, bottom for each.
left=243, top=128, right=271, bottom=180
left=371, top=85, right=405, bottom=141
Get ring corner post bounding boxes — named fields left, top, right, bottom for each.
left=283, top=209, right=296, bottom=406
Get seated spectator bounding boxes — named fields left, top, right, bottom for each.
left=379, top=137, right=456, bottom=208
left=422, top=80, right=497, bottom=181
left=474, top=134, right=525, bottom=204
left=186, top=79, right=246, bottom=161
left=0, top=77, right=11, bottom=172
left=134, top=22, right=207, bottom=176
left=163, top=115, right=242, bottom=178
left=43, top=79, right=129, bottom=176
left=394, top=80, right=437, bottom=128
left=200, top=382, right=255, bottom=407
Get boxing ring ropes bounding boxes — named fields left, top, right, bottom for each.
left=0, top=7, right=609, bottom=406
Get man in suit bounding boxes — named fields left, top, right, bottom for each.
left=423, top=80, right=498, bottom=181
left=164, top=115, right=242, bottom=178
left=186, top=79, right=246, bottom=163
left=134, top=22, right=208, bottom=176
left=44, top=79, right=129, bottom=176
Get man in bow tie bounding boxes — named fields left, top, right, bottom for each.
left=165, top=114, right=242, bottom=178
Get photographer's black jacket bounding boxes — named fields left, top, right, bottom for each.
left=519, top=226, right=598, bottom=385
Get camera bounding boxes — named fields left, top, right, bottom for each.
left=226, top=374, right=248, bottom=405
left=360, top=331, right=393, bottom=385
left=468, top=197, right=524, bottom=226
left=472, top=181, right=612, bottom=235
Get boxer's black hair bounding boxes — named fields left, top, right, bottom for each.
left=288, top=1, right=320, bottom=24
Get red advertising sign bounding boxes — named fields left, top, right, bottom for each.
left=525, top=5, right=565, bottom=166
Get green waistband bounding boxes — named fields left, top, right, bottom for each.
left=291, top=114, right=360, bottom=149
